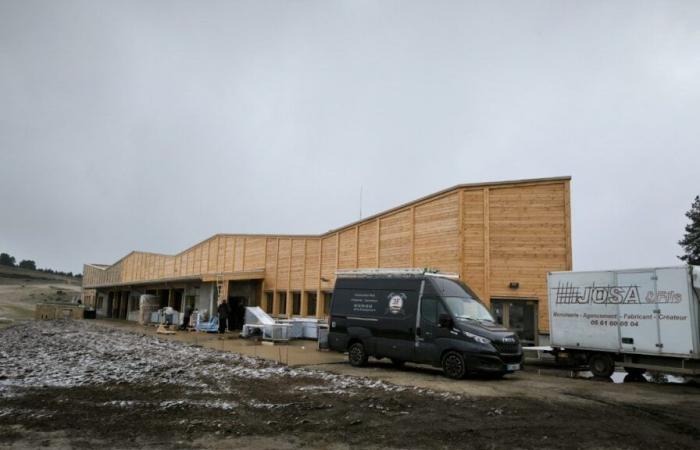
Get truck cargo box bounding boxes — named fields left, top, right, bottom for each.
left=548, top=266, right=700, bottom=359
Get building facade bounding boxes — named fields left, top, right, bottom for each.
left=82, top=177, right=572, bottom=344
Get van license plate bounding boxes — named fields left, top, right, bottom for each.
left=506, top=364, right=520, bottom=371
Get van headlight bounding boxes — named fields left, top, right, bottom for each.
left=463, top=330, right=491, bottom=345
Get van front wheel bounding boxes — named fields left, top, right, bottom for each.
left=442, top=351, right=466, bottom=379
left=348, top=342, right=368, bottom=367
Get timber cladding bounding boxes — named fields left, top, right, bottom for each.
left=82, top=177, right=572, bottom=333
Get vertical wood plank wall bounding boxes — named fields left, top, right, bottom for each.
left=83, top=179, right=571, bottom=332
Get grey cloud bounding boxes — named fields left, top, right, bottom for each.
left=0, top=0, right=698, bottom=272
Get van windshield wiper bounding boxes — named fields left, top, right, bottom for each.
left=455, top=316, right=494, bottom=323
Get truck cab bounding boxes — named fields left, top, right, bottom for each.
left=328, top=269, right=523, bottom=379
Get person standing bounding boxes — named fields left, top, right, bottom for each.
left=180, top=307, right=192, bottom=331
left=217, top=299, right=229, bottom=334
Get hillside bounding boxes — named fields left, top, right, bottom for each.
left=0, top=270, right=82, bottom=328
left=0, top=265, right=81, bottom=285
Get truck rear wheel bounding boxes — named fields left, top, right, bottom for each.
left=589, top=353, right=615, bottom=378
left=348, top=342, right=368, bottom=367
left=442, top=351, right=466, bottom=379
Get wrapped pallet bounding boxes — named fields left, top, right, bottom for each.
left=138, top=294, right=160, bottom=325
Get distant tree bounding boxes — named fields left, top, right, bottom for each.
left=18, top=260, right=37, bottom=270
left=0, top=253, right=16, bottom=267
left=679, top=195, right=700, bottom=265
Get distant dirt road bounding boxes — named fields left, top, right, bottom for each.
left=0, top=276, right=81, bottom=329
left=1, top=321, right=699, bottom=449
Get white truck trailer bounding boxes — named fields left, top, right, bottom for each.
left=547, top=265, right=700, bottom=378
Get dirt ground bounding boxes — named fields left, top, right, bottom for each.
left=0, top=275, right=81, bottom=330
left=1, top=321, right=699, bottom=449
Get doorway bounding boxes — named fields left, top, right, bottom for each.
left=171, top=289, right=184, bottom=311
left=491, top=298, right=538, bottom=346
left=227, top=296, right=247, bottom=331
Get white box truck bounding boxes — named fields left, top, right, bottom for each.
left=547, top=265, right=700, bottom=378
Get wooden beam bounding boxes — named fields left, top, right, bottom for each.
left=201, top=271, right=265, bottom=282
left=483, top=188, right=491, bottom=304
left=458, top=189, right=465, bottom=280
left=287, top=238, right=293, bottom=317
left=318, top=237, right=324, bottom=293
left=214, top=238, right=221, bottom=273
left=375, top=218, right=381, bottom=268
left=302, top=239, right=307, bottom=293
left=564, top=180, right=573, bottom=271
left=232, top=237, right=237, bottom=272
left=242, top=237, right=247, bottom=271
left=410, top=206, right=416, bottom=267
left=274, top=238, right=280, bottom=293
left=260, top=280, right=266, bottom=310
left=300, top=291, right=308, bottom=317
left=354, top=225, right=360, bottom=268
left=335, top=233, right=340, bottom=271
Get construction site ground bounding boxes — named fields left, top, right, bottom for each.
left=0, top=319, right=699, bottom=449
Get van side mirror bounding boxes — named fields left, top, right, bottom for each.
left=438, top=314, right=453, bottom=328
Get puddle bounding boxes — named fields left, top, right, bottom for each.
left=573, top=370, right=688, bottom=384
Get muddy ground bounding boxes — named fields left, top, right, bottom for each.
left=1, top=322, right=699, bottom=449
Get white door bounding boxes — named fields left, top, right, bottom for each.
left=655, top=268, right=695, bottom=356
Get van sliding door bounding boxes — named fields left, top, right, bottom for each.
left=415, top=297, right=446, bottom=363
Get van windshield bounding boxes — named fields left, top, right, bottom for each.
left=443, top=297, right=494, bottom=322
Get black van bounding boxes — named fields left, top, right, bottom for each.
left=327, top=269, right=523, bottom=379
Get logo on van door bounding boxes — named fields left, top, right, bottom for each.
left=387, top=293, right=406, bottom=315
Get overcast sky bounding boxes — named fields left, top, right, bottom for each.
left=1, top=0, right=698, bottom=274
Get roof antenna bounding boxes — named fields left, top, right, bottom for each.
left=359, top=185, right=363, bottom=219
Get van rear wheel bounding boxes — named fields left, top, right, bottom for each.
left=442, top=351, right=466, bottom=379
left=348, top=342, right=368, bottom=367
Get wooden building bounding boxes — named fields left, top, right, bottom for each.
left=82, top=176, right=572, bottom=344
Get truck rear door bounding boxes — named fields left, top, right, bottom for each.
left=655, top=267, right=696, bottom=356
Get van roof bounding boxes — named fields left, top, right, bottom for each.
left=335, top=268, right=460, bottom=280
